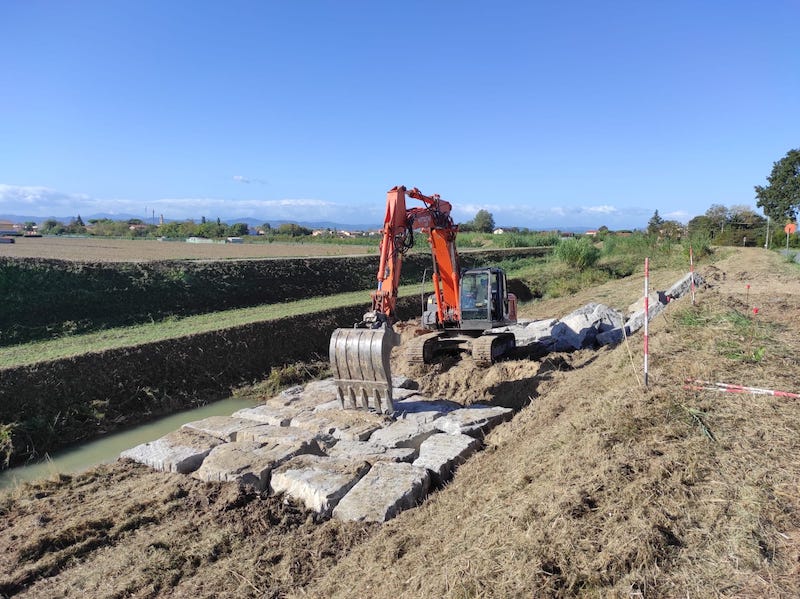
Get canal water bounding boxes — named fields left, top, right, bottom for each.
left=0, top=395, right=260, bottom=490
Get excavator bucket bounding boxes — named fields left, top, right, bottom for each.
left=329, top=326, right=401, bottom=414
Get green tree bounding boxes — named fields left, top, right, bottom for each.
left=462, top=209, right=495, bottom=233
left=647, top=210, right=664, bottom=235
left=705, top=204, right=729, bottom=234
left=227, top=223, right=249, bottom=237
left=755, top=148, right=800, bottom=222
left=276, top=223, right=312, bottom=236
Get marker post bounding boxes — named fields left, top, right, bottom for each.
left=644, top=257, right=649, bottom=387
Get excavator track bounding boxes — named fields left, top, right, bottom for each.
left=471, top=333, right=516, bottom=367
left=406, top=332, right=442, bottom=364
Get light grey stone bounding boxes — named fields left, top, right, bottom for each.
left=262, top=379, right=340, bottom=411
left=627, top=292, right=666, bottom=317
left=368, top=417, right=441, bottom=451
left=332, top=461, right=431, bottom=522
left=181, top=416, right=264, bottom=442
left=665, top=273, right=705, bottom=300
left=233, top=423, right=320, bottom=446
left=232, top=404, right=297, bottom=427
left=625, top=301, right=666, bottom=334
left=393, top=396, right=460, bottom=424
left=547, top=303, right=624, bottom=351
left=120, top=429, right=223, bottom=474
left=270, top=455, right=371, bottom=516
left=326, top=440, right=416, bottom=463
left=434, top=405, right=513, bottom=437
left=412, top=433, right=481, bottom=484
left=192, top=439, right=319, bottom=489
left=290, top=409, right=387, bottom=442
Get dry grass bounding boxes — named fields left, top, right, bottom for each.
left=1, top=248, right=798, bottom=598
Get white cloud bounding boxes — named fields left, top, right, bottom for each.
left=663, top=210, right=690, bottom=223
left=0, top=183, right=375, bottom=223
left=232, top=175, right=267, bottom=185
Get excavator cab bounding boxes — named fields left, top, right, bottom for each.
left=459, top=268, right=515, bottom=330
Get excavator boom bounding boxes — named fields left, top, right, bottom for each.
left=329, top=185, right=459, bottom=414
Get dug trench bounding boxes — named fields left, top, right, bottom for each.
left=1, top=248, right=799, bottom=597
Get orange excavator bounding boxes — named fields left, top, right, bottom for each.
left=329, top=186, right=518, bottom=414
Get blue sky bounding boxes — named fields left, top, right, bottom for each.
left=1, top=1, right=798, bottom=229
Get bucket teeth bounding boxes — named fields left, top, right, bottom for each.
left=329, top=326, right=401, bottom=414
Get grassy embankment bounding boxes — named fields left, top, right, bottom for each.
left=0, top=234, right=709, bottom=370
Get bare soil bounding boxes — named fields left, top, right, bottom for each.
left=2, top=248, right=798, bottom=598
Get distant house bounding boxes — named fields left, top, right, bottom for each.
left=0, top=220, right=19, bottom=236
left=585, top=230, right=598, bottom=237
left=493, top=228, right=505, bottom=234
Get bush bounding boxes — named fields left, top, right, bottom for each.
left=554, top=238, right=600, bottom=269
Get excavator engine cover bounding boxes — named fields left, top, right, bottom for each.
left=329, top=326, right=401, bottom=414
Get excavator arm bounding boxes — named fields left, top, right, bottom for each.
left=329, top=185, right=460, bottom=414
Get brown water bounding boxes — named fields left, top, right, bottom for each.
left=0, top=396, right=260, bottom=490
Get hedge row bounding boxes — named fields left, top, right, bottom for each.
left=0, top=298, right=421, bottom=468
left=0, top=248, right=548, bottom=345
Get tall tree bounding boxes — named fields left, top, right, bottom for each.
left=755, top=148, right=800, bottom=223
left=468, top=209, right=495, bottom=233
left=705, top=204, right=729, bottom=234
left=647, top=210, right=664, bottom=234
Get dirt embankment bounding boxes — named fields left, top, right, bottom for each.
left=1, top=248, right=798, bottom=598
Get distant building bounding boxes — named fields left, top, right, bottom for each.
left=0, top=220, right=19, bottom=235
left=493, top=228, right=505, bottom=234
left=585, top=230, right=598, bottom=237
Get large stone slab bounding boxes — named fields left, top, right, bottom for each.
left=412, top=433, right=481, bottom=484
left=232, top=404, right=297, bottom=427
left=332, top=461, right=431, bottom=522
left=434, top=405, right=514, bottom=437
left=192, top=439, right=319, bottom=489
left=665, top=273, right=704, bottom=301
left=181, top=416, right=264, bottom=442
left=512, top=318, right=558, bottom=347
left=265, top=379, right=340, bottom=410
left=270, top=455, right=371, bottom=516
left=326, top=440, right=416, bottom=463
left=548, top=303, right=624, bottom=351
left=290, top=409, right=387, bottom=442
left=368, top=417, right=441, bottom=451
left=120, top=429, right=223, bottom=474
left=392, top=396, right=460, bottom=424
left=234, top=423, right=319, bottom=445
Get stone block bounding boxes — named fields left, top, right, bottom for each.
left=233, top=424, right=319, bottom=446
left=192, top=439, right=319, bottom=490
left=665, top=273, right=705, bottom=300
left=326, top=440, right=416, bottom=463
left=412, top=433, right=481, bottom=484
left=332, top=461, right=431, bottom=522
left=368, top=417, right=440, bottom=451
left=393, top=396, right=461, bottom=424
left=548, top=303, right=624, bottom=351
left=181, top=416, right=264, bottom=442
left=434, top=405, right=513, bottom=437
left=265, top=378, right=340, bottom=410
left=627, top=292, right=666, bottom=317
left=290, top=409, right=386, bottom=442
left=270, top=455, right=371, bottom=516
left=625, top=301, right=666, bottom=334
left=232, top=404, right=297, bottom=427
left=120, top=429, right=223, bottom=474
